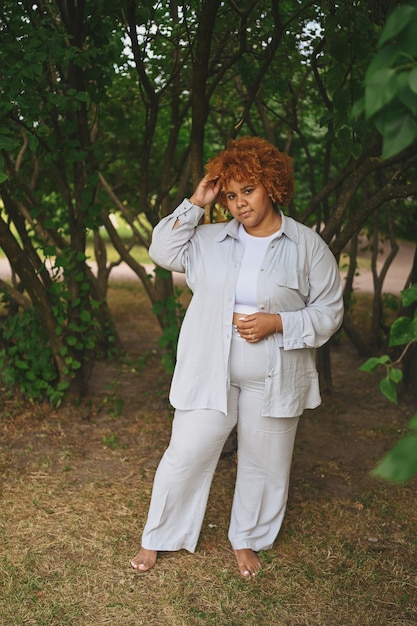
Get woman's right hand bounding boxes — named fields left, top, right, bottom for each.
left=189, top=175, right=221, bottom=207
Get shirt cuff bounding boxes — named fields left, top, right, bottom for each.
left=280, top=311, right=306, bottom=350
left=172, top=199, right=204, bottom=224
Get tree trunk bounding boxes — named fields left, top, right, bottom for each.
left=317, top=343, right=334, bottom=394
left=0, top=215, right=68, bottom=378
left=190, top=0, right=222, bottom=184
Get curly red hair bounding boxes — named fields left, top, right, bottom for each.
left=205, top=136, right=294, bottom=209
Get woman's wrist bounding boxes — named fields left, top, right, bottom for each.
left=188, top=195, right=203, bottom=208
left=275, top=313, right=282, bottom=334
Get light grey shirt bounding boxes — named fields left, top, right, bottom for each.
left=149, top=199, right=344, bottom=417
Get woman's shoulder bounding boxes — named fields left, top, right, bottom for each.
left=286, top=215, right=327, bottom=244
left=195, top=220, right=234, bottom=239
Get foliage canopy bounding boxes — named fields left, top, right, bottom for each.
left=0, top=1, right=416, bottom=419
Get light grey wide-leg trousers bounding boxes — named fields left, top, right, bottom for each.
left=141, top=333, right=299, bottom=553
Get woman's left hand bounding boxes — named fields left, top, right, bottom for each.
left=234, top=312, right=282, bottom=343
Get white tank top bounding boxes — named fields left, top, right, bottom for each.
left=234, top=223, right=281, bottom=315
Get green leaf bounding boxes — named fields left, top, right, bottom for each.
left=402, top=284, right=417, bottom=307
left=409, top=67, right=417, bottom=94
left=15, top=359, right=29, bottom=370
left=351, top=96, right=364, bottom=118
left=379, top=376, right=397, bottom=403
left=0, top=134, right=20, bottom=151
left=359, top=355, right=390, bottom=371
left=396, top=72, right=417, bottom=114
left=57, top=381, right=70, bottom=391
left=366, top=45, right=400, bottom=77
left=364, top=68, right=397, bottom=118
left=154, top=267, right=171, bottom=279
left=80, top=310, right=92, bottom=322
left=389, top=316, right=417, bottom=346
left=28, top=134, right=39, bottom=152
left=372, top=432, right=417, bottom=482
left=380, top=110, right=417, bottom=159
left=379, top=5, right=417, bottom=47
left=75, top=92, right=90, bottom=103
left=389, top=367, right=403, bottom=383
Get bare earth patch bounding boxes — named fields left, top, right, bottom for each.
left=0, top=282, right=416, bottom=626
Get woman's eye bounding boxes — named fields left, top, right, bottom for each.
left=244, top=188, right=253, bottom=195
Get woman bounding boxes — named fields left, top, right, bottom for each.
left=130, top=136, right=344, bottom=578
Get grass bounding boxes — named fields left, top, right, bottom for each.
left=0, top=284, right=416, bottom=626
left=1, top=464, right=416, bottom=625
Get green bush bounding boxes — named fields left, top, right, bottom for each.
left=360, top=283, right=417, bottom=481
left=0, top=304, right=69, bottom=406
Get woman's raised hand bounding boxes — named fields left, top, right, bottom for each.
left=189, top=176, right=221, bottom=207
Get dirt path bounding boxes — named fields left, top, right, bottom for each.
left=348, top=238, right=415, bottom=294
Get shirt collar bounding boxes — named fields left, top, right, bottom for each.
left=279, top=212, right=299, bottom=243
left=214, top=211, right=299, bottom=244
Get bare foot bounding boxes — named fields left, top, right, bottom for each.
left=234, top=548, right=261, bottom=578
left=130, top=548, right=157, bottom=572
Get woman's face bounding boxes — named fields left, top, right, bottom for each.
left=224, top=179, right=278, bottom=235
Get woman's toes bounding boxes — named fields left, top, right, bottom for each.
left=234, top=549, right=261, bottom=578
left=130, top=549, right=157, bottom=572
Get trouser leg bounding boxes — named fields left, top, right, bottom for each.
left=228, top=333, right=299, bottom=551
left=141, top=405, right=237, bottom=552
left=228, top=411, right=299, bottom=551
